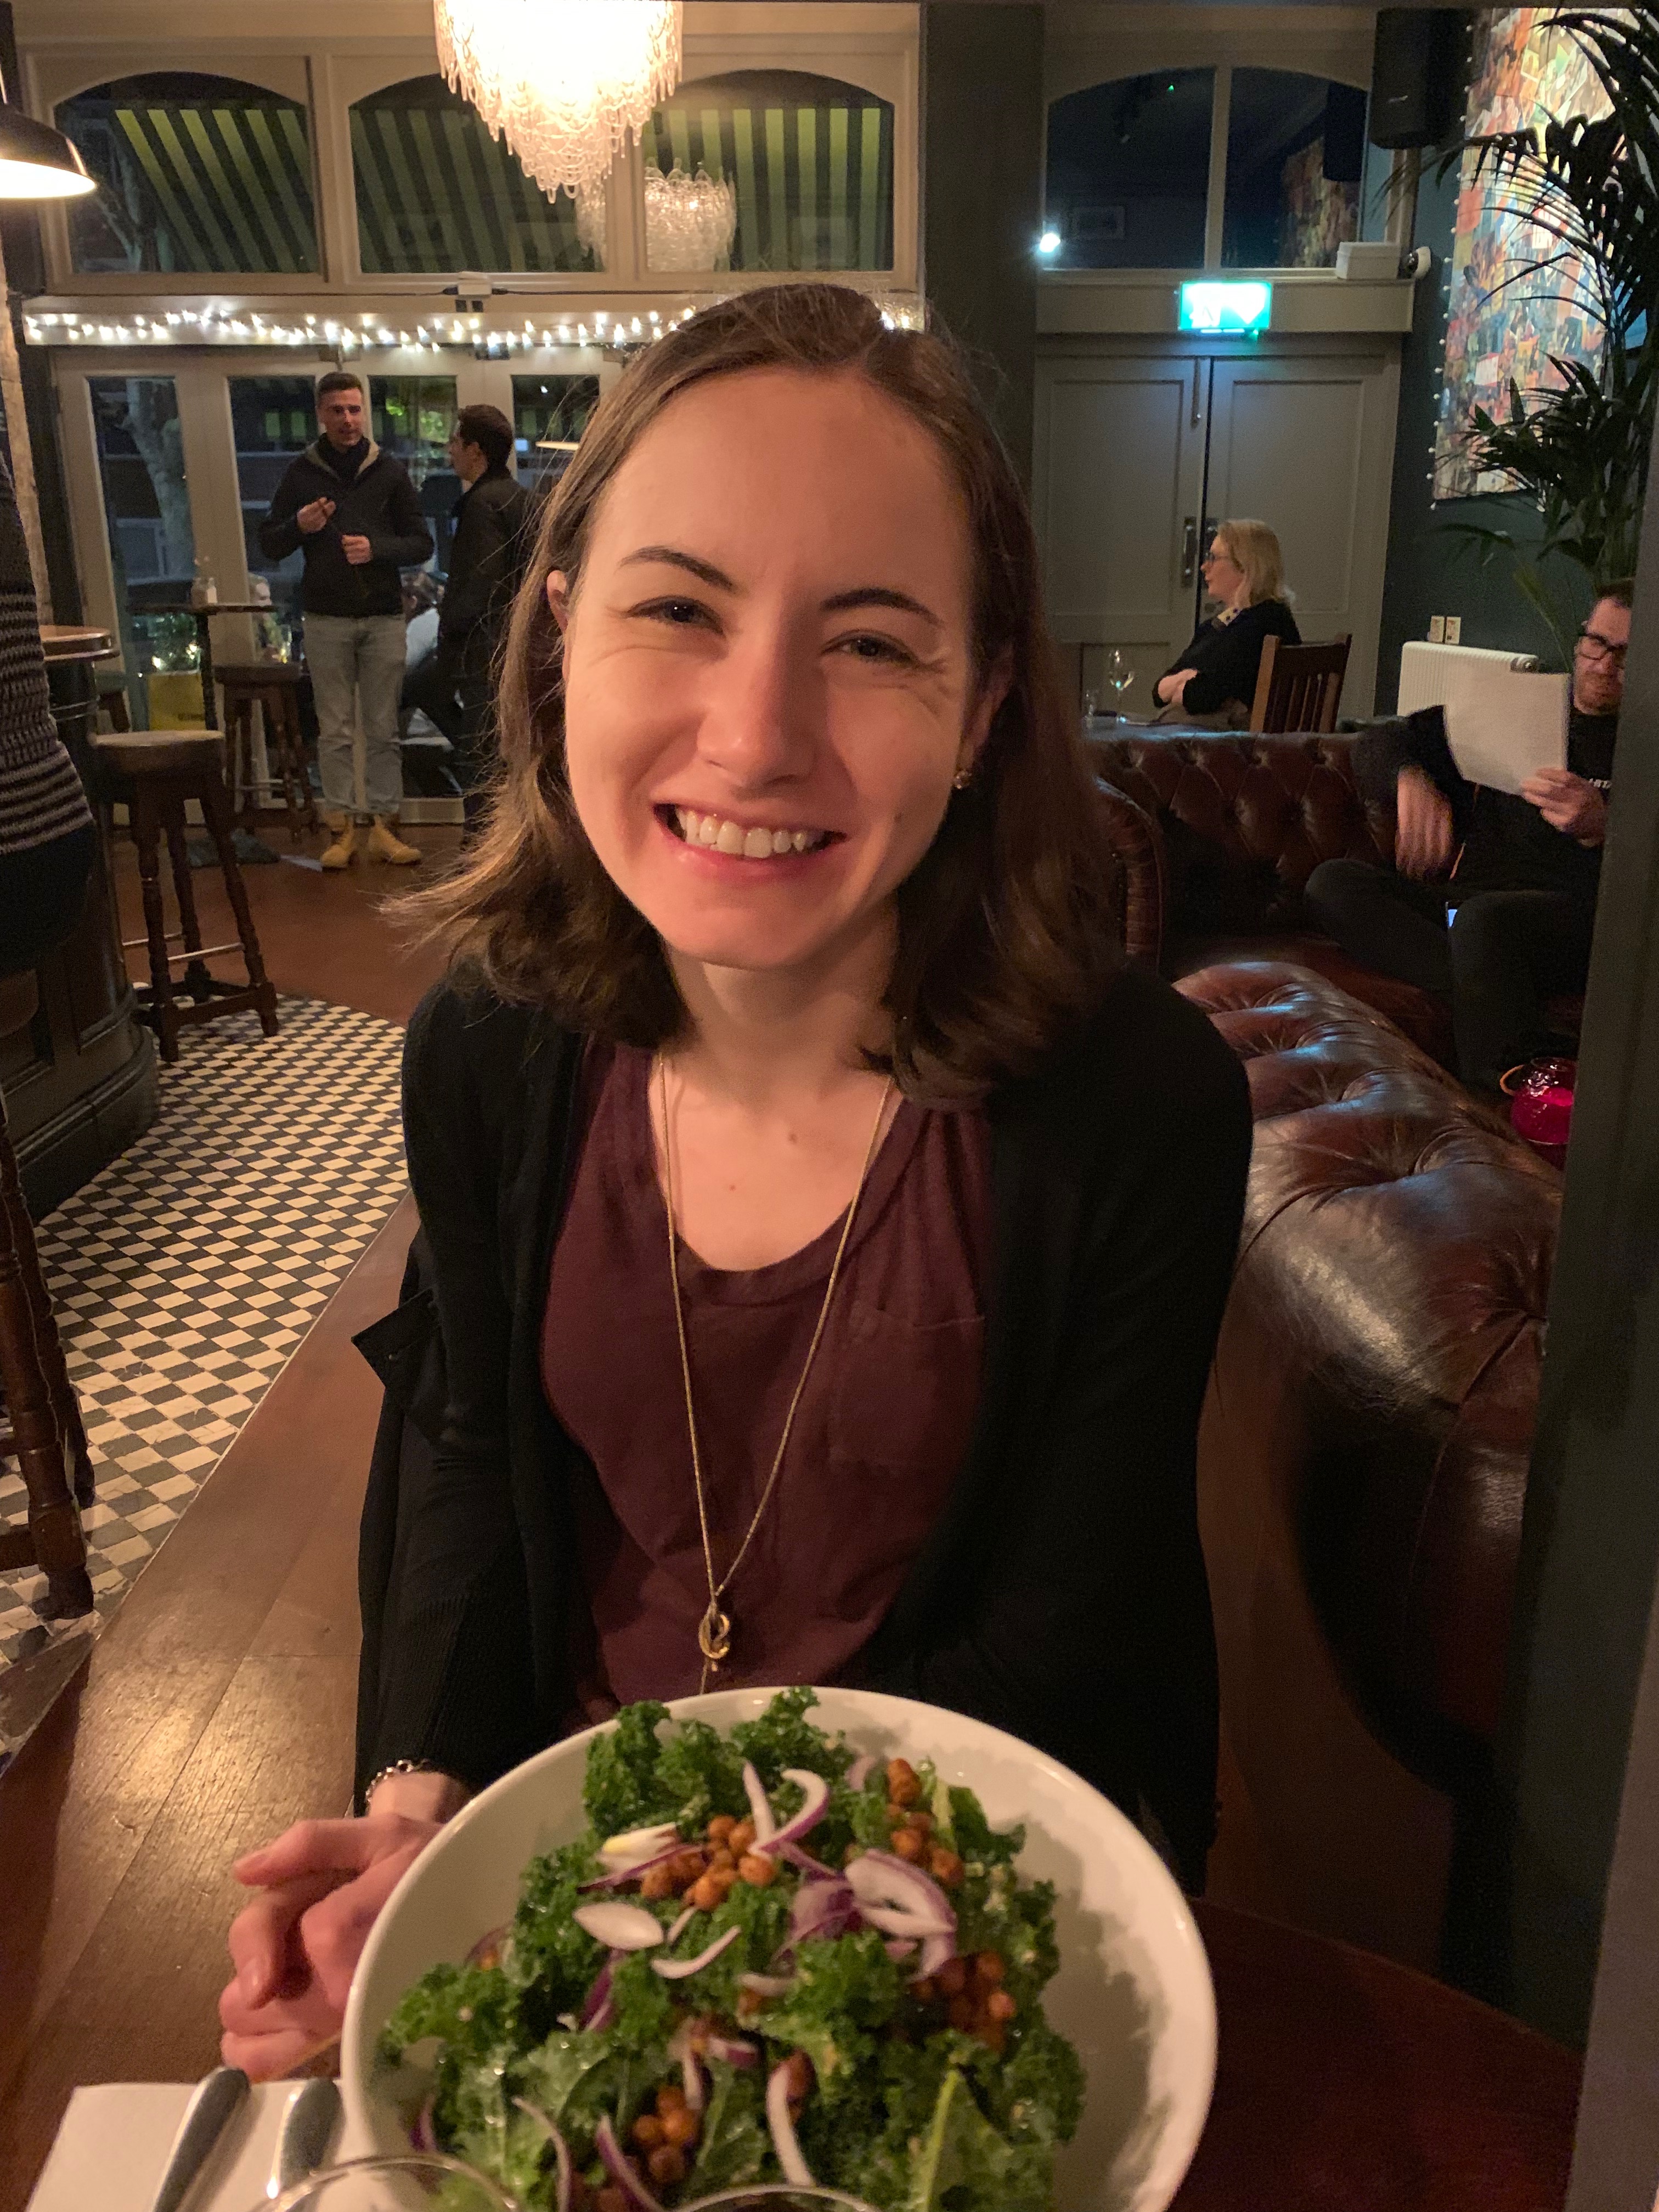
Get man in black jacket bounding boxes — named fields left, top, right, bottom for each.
left=404, top=403, right=532, bottom=829
left=259, top=371, right=433, bottom=870
left=1306, top=583, right=1631, bottom=1091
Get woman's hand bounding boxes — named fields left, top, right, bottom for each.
left=220, top=1774, right=464, bottom=2077
left=1158, top=669, right=1198, bottom=708
left=1395, top=766, right=1454, bottom=879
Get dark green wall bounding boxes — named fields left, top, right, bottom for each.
left=1375, top=63, right=1596, bottom=710
left=922, top=2, right=1044, bottom=483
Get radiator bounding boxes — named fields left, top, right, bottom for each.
left=1396, top=640, right=1542, bottom=717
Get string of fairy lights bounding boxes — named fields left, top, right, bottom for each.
left=23, top=298, right=924, bottom=355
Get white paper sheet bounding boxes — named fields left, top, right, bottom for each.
left=26, top=2081, right=376, bottom=2212
left=1440, top=667, right=1569, bottom=795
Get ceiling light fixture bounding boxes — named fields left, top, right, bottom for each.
left=434, top=0, right=681, bottom=198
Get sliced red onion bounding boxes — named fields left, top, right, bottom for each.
left=758, top=1768, right=831, bottom=1856
left=739, top=1971, right=794, bottom=1997
left=573, top=1901, right=667, bottom=1952
left=410, top=2094, right=436, bottom=2153
left=765, top=2062, right=815, bottom=2189
left=845, top=1753, right=878, bottom=1792
left=596, top=2115, right=665, bottom=2211
left=581, top=1841, right=686, bottom=1893
left=787, top=1877, right=857, bottom=1948
left=915, top=1929, right=956, bottom=1980
left=704, top=2032, right=760, bottom=2069
left=843, top=1850, right=957, bottom=1939
left=580, top=1955, right=617, bottom=2032
left=513, top=2097, right=573, bottom=2212
left=665, top=1905, right=696, bottom=1945
left=741, top=1760, right=777, bottom=1844
left=854, top=1901, right=953, bottom=1941
left=599, top=1821, right=682, bottom=1869
left=681, top=2052, right=707, bottom=2115
left=463, top=1922, right=509, bottom=1970
left=884, top=1939, right=917, bottom=1962
left=651, top=1923, right=741, bottom=1980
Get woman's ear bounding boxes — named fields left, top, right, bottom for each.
left=957, top=651, right=1013, bottom=780
left=546, top=570, right=571, bottom=636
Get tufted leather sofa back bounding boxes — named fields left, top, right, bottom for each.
left=1090, top=730, right=1394, bottom=936
left=1177, top=958, right=1559, bottom=1967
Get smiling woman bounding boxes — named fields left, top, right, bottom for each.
left=217, top=284, right=1254, bottom=2090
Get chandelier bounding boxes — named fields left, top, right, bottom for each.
left=645, top=162, right=738, bottom=272
left=434, top=0, right=682, bottom=199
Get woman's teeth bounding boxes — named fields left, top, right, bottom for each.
left=674, top=809, right=826, bottom=858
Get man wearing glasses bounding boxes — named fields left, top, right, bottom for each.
left=1306, top=583, right=1632, bottom=1093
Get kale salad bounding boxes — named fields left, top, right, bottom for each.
left=379, top=1690, right=1086, bottom=2211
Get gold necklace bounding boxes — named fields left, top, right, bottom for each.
left=658, top=1062, right=896, bottom=1692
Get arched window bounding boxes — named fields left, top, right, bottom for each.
left=56, top=72, right=317, bottom=276
left=350, top=76, right=597, bottom=276
left=1046, top=71, right=1216, bottom=272
left=642, top=70, right=893, bottom=274
left=1223, top=71, right=1364, bottom=269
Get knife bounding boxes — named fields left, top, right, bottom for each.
left=146, top=2067, right=250, bottom=2212
left=268, top=2077, right=342, bottom=2199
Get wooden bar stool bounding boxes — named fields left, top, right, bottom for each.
left=217, top=662, right=318, bottom=842
left=93, top=729, right=281, bottom=1065
left=0, top=972, right=94, bottom=1618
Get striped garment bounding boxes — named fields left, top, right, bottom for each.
left=0, top=456, right=93, bottom=862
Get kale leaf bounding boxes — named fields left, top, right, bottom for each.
left=582, top=1699, right=671, bottom=1835
left=656, top=1716, right=750, bottom=1833
left=689, top=2059, right=771, bottom=2194
left=730, top=1686, right=853, bottom=1790
left=758, top=1927, right=900, bottom=2097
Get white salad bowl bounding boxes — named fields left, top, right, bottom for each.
left=342, top=1686, right=1217, bottom=2212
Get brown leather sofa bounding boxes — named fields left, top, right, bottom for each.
left=1088, top=727, right=1460, bottom=1064
left=1165, top=956, right=1559, bottom=1975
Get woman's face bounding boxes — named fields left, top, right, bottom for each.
left=550, top=365, right=1003, bottom=988
left=1203, top=535, right=1247, bottom=607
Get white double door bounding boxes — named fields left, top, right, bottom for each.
left=1034, top=340, right=1401, bottom=720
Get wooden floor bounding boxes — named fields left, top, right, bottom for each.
left=0, top=826, right=456, bottom=2208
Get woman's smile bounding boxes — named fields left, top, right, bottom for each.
left=660, top=805, right=838, bottom=860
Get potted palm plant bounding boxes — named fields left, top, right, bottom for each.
left=1437, top=9, right=1659, bottom=658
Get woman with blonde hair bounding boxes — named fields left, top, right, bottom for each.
left=1154, top=516, right=1300, bottom=726
left=218, top=282, right=1251, bottom=2078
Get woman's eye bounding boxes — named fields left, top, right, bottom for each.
left=637, top=596, right=715, bottom=629
left=836, top=633, right=914, bottom=665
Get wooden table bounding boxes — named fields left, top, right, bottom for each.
left=148, top=601, right=273, bottom=730
left=1176, top=1900, right=1580, bottom=2210
left=40, top=624, right=114, bottom=663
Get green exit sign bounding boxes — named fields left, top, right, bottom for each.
left=1178, top=281, right=1273, bottom=334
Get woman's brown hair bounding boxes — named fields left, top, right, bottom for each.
left=404, top=281, right=1121, bottom=1103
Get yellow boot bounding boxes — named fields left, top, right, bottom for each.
left=319, top=813, right=359, bottom=870
left=367, top=816, right=422, bottom=866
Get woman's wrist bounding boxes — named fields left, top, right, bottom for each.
left=366, top=1766, right=470, bottom=1821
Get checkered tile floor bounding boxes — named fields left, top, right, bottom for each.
left=0, top=996, right=408, bottom=1759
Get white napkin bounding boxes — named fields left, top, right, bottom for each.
left=25, top=2081, right=378, bottom=2212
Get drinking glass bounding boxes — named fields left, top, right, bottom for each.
left=1105, top=648, right=1133, bottom=713
left=1081, top=687, right=1099, bottom=721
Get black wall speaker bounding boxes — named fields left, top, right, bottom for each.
left=1369, top=9, right=1465, bottom=149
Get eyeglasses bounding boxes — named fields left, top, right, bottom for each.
left=1578, top=628, right=1628, bottom=665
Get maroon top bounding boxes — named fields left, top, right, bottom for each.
left=541, top=1042, right=991, bottom=1722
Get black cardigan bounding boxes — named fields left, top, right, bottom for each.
left=1158, top=599, right=1301, bottom=717
left=355, top=966, right=1252, bottom=1887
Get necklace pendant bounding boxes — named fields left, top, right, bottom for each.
left=697, top=1600, right=733, bottom=1668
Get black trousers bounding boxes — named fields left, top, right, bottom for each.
left=402, top=641, right=495, bottom=828
left=1304, top=858, right=1594, bottom=1092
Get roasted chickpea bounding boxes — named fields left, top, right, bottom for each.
left=707, top=1814, right=737, bottom=1844
left=927, top=1847, right=965, bottom=1888
left=648, top=2143, right=689, bottom=2188
left=737, top=1851, right=778, bottom=1887
left=885, top=1758, right=922, bottom=1807
left=729, top=1819, right=757, bottom=1855
left=708, top=1846, right=737, bottom=1872
left=911, top=1977, right=937, bottom=2006
left=661, top=2106, right=701, bottom=2148
left=630, top=2113, right=665, bottom=2151
left=890, top=1826, right=925, bottom=1863
left=656, top=2083, right=687, bottom=2116
left=973, top=1950, right=1005, bottom=1987
left=781, top=2051, right=815, bottom=2103
left=979, top=2020, right=1007, bottom=2057
left=709, top=1866, right=739, bottom=1900
left=946, top=1993, right=977, bottom=2033
left=686, top=1873, right=724, bottom=1913
left=639, top=1861, right=678, bottom=1901
left=935, top=1956, right=968, bottom=1997
left=737, top=1987, right=765, bottom=2017
left=595, top=2187, right=629, bottom=2212
left=986, top=1989, right=1017, bottom=2022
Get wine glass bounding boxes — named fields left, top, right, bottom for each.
left=1081, top=686, right=1099, bottom=723
left=1104, top=648, right=1133, bottom=716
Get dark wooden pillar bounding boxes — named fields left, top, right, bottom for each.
left=922, top=2, right=1044, bottom=484
left=1470, top=400, right=1659, bottom=2045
